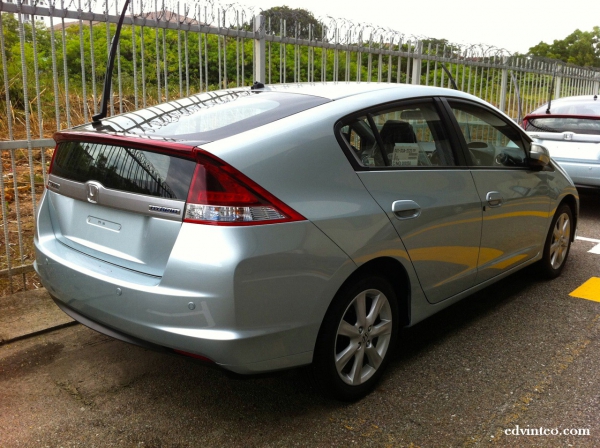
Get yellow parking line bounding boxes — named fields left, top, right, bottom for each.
left=570, top=278, right=600, bottom=302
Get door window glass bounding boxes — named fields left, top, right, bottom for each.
left=339, top=103, right=456, bottom=168
left=371, top=104, right=455, bottom=167
left=449, top=102, right=528, bottom=168
left=340, top=117, right=386, bottom=167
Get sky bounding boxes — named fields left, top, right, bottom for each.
left=237, top=0, right=599, bottom=54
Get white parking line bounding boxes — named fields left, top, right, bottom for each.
left=576, top=236, right=600, bottom=254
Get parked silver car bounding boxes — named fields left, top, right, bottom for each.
left=524, top=94, right=600, bottom=189
left=35, top=83, right=578, bottom=400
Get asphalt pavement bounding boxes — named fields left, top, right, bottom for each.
left=1, top=190, right=599, bottom=447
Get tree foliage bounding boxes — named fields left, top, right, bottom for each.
left=528, top=27, right=600, bottom=67
left=259, top=6, right=322, bottom=39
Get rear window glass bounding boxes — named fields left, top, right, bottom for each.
left=52, top=142, right=196, bottom=199
left=84, top=90, right=329, bottom=143
left=532, top=98, right=600, bottom=115
left=526, top=117, right=600, bottom=135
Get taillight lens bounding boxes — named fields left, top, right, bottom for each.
left=184, top=151, right=305, bottom=225
left=47, top=144, right=59, bottom=176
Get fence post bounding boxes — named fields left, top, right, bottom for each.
left=594, top=73, right=600, bottom=95
left=554, top=65, right=563, bottom=99
left=499, top=57, right=508, bottom=112
left=411, top=41, right=422, bottom=85
left=254, top=14, right=266, bottom=84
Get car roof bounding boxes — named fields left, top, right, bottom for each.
left=60, top=82, right=489, bottom=146
left=260, top=82, right=476, bottom=101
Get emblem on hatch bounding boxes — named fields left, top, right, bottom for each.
left=86, top=183, right=99, bottom=203
left=149, top=205, right=181, bottom=215
left=563, top=132, right=574, bottom=141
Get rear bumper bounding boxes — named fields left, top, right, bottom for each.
left=554, top=160, right=600, bottom=188
left=34, top=193, right=353, bottom=374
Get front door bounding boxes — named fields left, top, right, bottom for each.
left=445, top=100, right=552, bottom=284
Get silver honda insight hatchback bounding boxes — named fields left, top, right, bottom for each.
left=35, top=82, right=578, bottom=400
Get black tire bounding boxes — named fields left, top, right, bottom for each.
left=311, top=276, right=399, bottom=401
left=538, top=204, right=573, bottom=279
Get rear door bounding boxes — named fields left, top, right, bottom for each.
left=444, top=99, right=552, bottom=284
left=341, top=99, right=483, bottom=304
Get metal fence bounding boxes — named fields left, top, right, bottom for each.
left=1, top=0, right=600, bottom=295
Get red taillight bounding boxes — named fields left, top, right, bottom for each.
left=184, top=151, right=305, bottom=225
left=47, top=144, right=59, bottom=176
left=173, top=349, right=214, bottom=363
left=522, top=118, right=529, bottom=130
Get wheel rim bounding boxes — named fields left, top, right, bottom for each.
left=334, top=288, right=393, bottom=386
left=550, top=212, right=571, bottom=270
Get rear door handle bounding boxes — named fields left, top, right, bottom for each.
left=392, top=200, right=421, bottom=220
left=486, top=191, right=503, bottom=207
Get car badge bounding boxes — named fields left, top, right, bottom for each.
left=47, top=180, right=60, bottom=190
left=87, top=183, right=99, bottom=203
left=149, top=205, right=181, bottom=215
left=563, top=132, right=574, bottom=141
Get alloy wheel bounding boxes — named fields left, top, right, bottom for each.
left=334, top=288, right=393, bottom=386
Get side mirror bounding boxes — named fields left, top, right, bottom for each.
left=529, top=143, right=551, bottom=168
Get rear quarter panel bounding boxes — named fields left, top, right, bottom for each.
left=201, top=90, right=430, bottom=325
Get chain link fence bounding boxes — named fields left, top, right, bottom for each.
left=1, top=0, right=600, bottom=295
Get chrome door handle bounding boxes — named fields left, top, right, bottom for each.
left=486, top=191, right=503, bottom=207
left=392, top=200, right=421, bottom=220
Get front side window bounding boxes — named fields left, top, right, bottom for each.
left=339, top=102, right=456, bottom=168
left=448, top=101, right=529, bottom=168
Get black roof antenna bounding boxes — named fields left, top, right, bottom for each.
left=440, top=63, right=459, bottom=91
left=92, top=0, right=131, bottom=123
left=545, top=64, right=558, bottom=114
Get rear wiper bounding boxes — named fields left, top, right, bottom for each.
left=92, top=0, right=131, bottom=124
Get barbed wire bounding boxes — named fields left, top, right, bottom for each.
left=14, top=0, right=600, bottom=71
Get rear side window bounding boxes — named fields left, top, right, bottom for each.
left=51, top=142, right=196, bottom=199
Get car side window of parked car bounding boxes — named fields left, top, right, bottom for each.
left=339, top=101, right=456, bottom=168
left=370, top=103, right=456, bottom=167
left=340, top=116, right=387, bottom=167
left=447, top=100, right=529, bottom=168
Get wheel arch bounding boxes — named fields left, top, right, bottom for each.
left=558, top=194, right=578, bottom=242
left=330, top=257, right=411, bottom=328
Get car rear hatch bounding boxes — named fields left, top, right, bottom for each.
left=526, top=115, right=600, bottom=162
left=46, top=136, right=197, bottom=277
left=527, top=131, right=600, bottom=162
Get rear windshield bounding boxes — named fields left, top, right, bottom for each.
left=532, top=98, right=600, bottom=115
left=525, top=117, right=600, bottom=135
left=80, top=90, right=330, bottom=143
left=51, top=142, right=196, bottom=199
